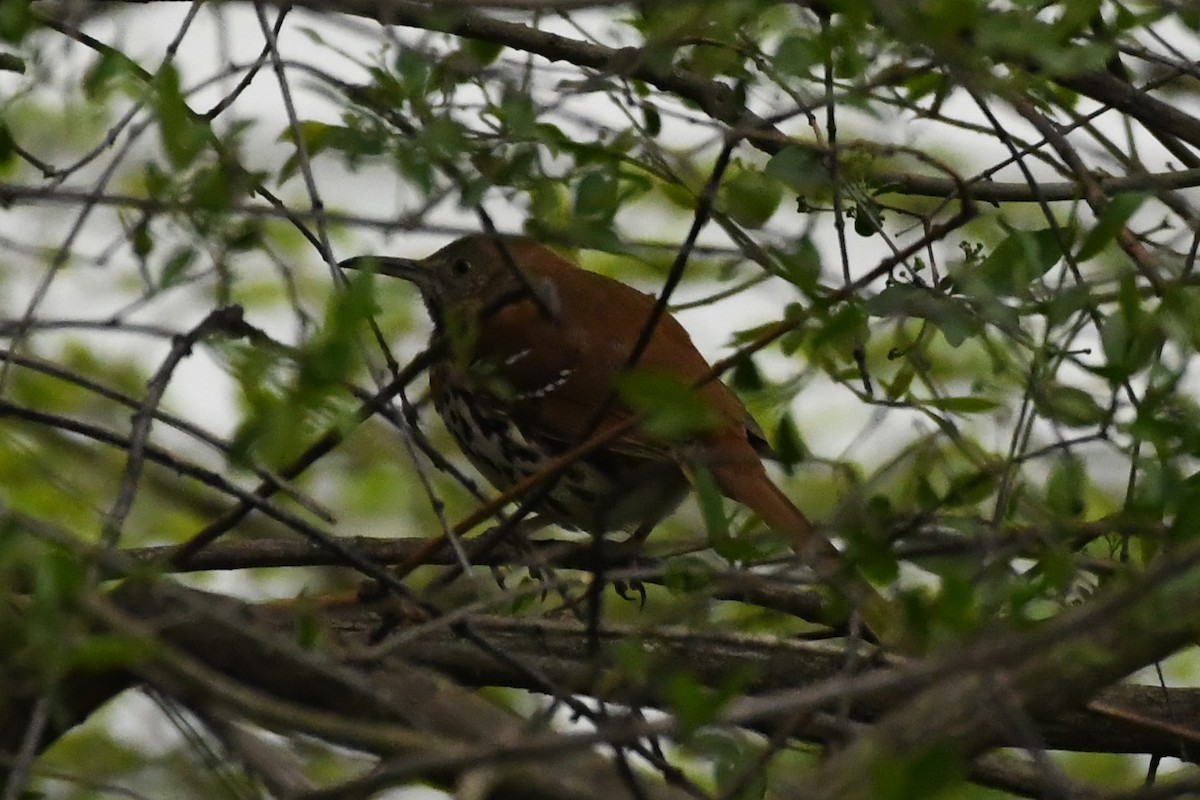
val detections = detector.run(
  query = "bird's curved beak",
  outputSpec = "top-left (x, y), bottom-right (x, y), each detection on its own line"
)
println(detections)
top-left (337, 255), bottom-right (427, 287)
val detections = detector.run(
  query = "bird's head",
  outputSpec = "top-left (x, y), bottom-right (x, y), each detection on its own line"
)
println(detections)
top-left (338, 234), bottom-right (559, 325)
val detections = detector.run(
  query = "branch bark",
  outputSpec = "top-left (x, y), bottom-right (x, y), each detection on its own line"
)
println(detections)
top-left (6, 575), bottom-right (1199, 784)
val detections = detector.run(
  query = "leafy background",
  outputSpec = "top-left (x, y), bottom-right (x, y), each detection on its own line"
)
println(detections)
top-left (2, 0), bottom-right (1200, 798)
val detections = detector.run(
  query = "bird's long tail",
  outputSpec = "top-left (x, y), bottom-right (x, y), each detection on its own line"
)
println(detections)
top-left (712, 459), bottom-right (904, 649)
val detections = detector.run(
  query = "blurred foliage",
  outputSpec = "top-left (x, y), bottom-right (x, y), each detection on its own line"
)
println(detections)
top-left (0, 0), bottom-right (1197, 797)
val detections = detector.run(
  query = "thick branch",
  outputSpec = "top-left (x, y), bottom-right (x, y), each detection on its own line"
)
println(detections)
top-left (6, 579), bottom-right (1199, 773)
top-left (326, 607), bottom-right (1200, 759)
top-left (791, 532), bottom-right (1200, 800)
top-left (3, 582), bottom-right (696, 800)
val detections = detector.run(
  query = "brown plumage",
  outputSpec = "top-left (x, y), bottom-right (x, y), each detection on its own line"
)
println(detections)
top-left (341, 234), bottom-right (898, 643)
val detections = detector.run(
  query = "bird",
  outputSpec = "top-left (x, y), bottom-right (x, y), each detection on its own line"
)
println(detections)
top-left (339, 234), bottom-right (899, 645)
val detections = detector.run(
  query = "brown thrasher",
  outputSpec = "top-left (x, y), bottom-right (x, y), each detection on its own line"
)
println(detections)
top-left (340, 234), bottom-right (898, 643)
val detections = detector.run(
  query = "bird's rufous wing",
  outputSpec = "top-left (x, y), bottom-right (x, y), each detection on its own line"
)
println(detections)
top-left (471, 265), bottom-right (755, 462)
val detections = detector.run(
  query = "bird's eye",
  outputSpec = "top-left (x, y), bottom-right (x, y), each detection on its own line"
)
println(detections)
top-left (452, 259), bottom-right (472, 275)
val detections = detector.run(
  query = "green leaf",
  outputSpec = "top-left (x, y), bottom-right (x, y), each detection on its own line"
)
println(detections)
top-left (462, 38), bottom-right (504, 66)
top-left (1053, 0), bottom-right (1103, 38)
top-left (694, 729), bottom-right (767, 800)
top-left (660, 179), bottom-right (696, 212)
top-left (904, 71), bottom-right (948, 102)
top-left (694, 467), bottom-right (741, 559)
top-left (278, 120), bottom-right (333, 183)
top-left (663, 671), bottom-right (723, 734)
top-left (494, 88), bottom-right (538, 139)
top-left (189, 161), bottom-right (239, 212)
top-left (1034, 382), bottom-right (1107, 428)
top-left (294, 595), bottom-right (323, 649)
top-left (1129, 457), bottom-right (1175, 520)
top-left (641, 103), bottom-right (661, 136)
top-left (922, 396), bottom-right (1000, 413)
top-left (0, 119), bottom-right (13, 171)
top-left (31, 547), bottom-right (85, 611)
top-left (67, 633), bottom-right (154, 671)
top-left (0, 0), bottom-right (33, 44)
top-left (297, 26), bottom-right (327, 45)
top-left (923, 570), bottom-right (981, 635)
top-left (773, 414), bottom-right (805, 470)
top-left (885, 362), bottom-right (915, 400)
top-left (609, 638), bottom-right (651, 682)
top-left (528, 180), bottom-right (569, 230)
top-left (1034, 545), bottom-right (1076, 593)
top-left (84, 49), bottom-right (138, 100)
top-left (871, 743), bottom-right (965, 800)
top-left (1158, 285), bottom-right (1200, 351)
top-left (730, 357), bottom-right (763, 391)
top-left (808, 301), bottom-right (868, 356)
top-left (225, 220), bottom-right (263, 252)
top-left (1046, 455), bottom-right (1086, 517)
top-left (1076, 192), bottom-right (1148, 261)
top-left (941, 469), bottom-right (998, 507)
top-left (773, 35), bottom-right (821, 77)
top-left (838, 495), bottom-right (900, 584)
top-left (573, 169), bottom-right (619, 222)
top-left (971, 227), bottom-right (1067, 297)
top-left (1130, 392), bottom-right (1200, 459)
top-left (853, 198), bottom-right (884, 236)
top-left (131, 218), bottom-right (153, 259)
top-left (391, 49), bottom-right (430, 101)
top-left (1170, 471), bottom-right (1200, 541)
top-left (865, 285), bottom-right (980, 346)
top-left (154, 65), bottom-right (207, 169)
top-left (142, 161), bottom-right (172, 199)
top-left (474, 144), bottom-right (538, 188)
top-left (764, 146), bottom-right (831, 197)
top-left (664, 667), bottom-right (753, 737)
top-left (159, 247), bottom-right (195, 288)
top-left (299, 270), bottom-right (375, 394)
top-left (1098, 304), bottom-right (1163, 383)
top-left (617, 370), bottom-right (721, 440)
top-left (774, 238), bottom-right (821, 294)
top-left (719, 163), bottom-right (781, 229)
top-left (681, 43), bottom-right (747, 81)
top-left (281, 121), bottom-right (388, 182)
top-left (663, 555), bottom-right (717, 594)
top-left (1039, 283), bottom-right (1093, 328)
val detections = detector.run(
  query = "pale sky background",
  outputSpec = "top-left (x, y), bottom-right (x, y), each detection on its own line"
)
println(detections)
top-left (6, 5), bottom-right (1200, 793)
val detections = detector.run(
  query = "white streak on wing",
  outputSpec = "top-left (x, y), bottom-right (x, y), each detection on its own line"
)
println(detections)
top-left (515, 368), bottom-right (574, 400)
top-left (504, 348), bottom-right (531, 366)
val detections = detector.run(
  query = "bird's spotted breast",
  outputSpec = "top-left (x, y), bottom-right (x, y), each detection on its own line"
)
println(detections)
top-left (429, 364), bottom-right (688, 532)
